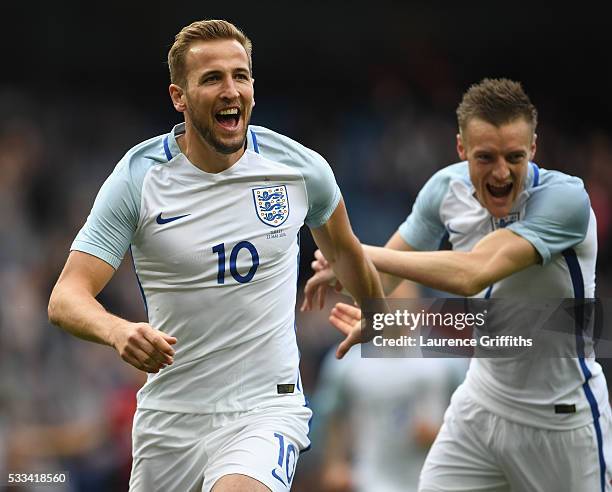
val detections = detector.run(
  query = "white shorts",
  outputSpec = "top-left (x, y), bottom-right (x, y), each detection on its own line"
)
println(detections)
top-left (129, 403), bottom-right (311, 492)
top-left (419, 386), bottom-right (612, 492)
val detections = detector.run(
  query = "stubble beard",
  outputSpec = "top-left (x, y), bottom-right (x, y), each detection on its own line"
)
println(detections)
top-left (188, 107), bottom-right (248, 155)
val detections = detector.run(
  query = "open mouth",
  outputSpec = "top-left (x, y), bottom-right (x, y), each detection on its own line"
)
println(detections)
top-left (486, 182), bottom-right (513, 198)
top-left (215, 107), bottom-right (241, 130)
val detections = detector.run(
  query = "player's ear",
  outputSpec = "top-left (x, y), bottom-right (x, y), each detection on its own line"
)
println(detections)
top-left (456, 133), bottom-right (467, 160)
top-left (169, 84), bottom-right (186, 113)
top-left (530, 133), bottom-right (537, 160)
top-left (251, 78), bottom-right (255, 108)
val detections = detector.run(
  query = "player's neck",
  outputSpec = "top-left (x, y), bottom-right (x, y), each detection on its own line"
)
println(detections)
top-left (177, 129), bottom-right (245, 174)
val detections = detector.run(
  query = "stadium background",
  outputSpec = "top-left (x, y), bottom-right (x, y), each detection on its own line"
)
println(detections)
top-left (1, 2), bottom-right (611, 490)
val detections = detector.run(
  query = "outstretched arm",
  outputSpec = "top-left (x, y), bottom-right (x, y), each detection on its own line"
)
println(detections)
top-left (48, 251), bottom-right (176, 373)
top-left (327, 228), bottom-right (540, 357)
top-left (369, 228), bottom-right (539, 297)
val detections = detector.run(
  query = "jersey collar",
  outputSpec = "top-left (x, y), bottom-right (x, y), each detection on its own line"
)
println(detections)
top-left (166, 123), bottom-right (257, 160)
top-left (164, 122), bottom-right (185, 160)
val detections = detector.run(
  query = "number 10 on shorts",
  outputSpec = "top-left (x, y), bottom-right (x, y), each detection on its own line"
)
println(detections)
top-left (271, 432), bottom-right (297, 487)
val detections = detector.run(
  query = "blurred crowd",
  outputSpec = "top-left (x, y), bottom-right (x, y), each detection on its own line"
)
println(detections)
top-left (1, 79), bottom-right (611, 491)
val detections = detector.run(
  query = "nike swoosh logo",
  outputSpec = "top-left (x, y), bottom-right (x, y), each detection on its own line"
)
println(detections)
top-left (156, 213), bottom-right (190, 225)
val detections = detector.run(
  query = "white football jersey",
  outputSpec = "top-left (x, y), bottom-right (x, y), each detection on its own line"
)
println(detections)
top-left (72, 123), bottom-right (341, 413)
top-left (399, 162), bottom-right (608, 430)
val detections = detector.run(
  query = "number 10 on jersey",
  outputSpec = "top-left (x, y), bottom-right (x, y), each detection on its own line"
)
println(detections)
top-left (212, 241), bottom-right (260, 284)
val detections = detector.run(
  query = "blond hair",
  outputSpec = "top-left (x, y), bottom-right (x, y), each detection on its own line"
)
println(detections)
top-left (457, 78), bottom-right (538, 134)
top-left (168, 19), bottom-right (252, 87)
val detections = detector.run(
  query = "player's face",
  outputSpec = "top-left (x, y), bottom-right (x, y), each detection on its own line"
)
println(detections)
top-left (458, 117), bottom-right (536, 218)
top-left (180, 39), bottom-right (254, 155)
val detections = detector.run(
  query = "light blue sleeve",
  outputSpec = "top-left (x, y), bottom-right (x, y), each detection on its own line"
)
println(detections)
top-left (398, 166), bottom-right (456, 251)
top-left (508, 174), bottom-right (590, 265)
top-left (71, 135), bottom-right (167, 268)
top-left (302, 151), bottom-right (341, 228)
top-left (251, 126), bottom-right (341, 228)
top-left (71, 159), bottom-right (140, 268)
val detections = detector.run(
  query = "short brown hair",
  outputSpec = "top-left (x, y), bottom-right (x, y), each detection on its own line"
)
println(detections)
top-left (168, 19), bottom-right (252, 87)
top-left (456, 78), bottom-right (538, 134)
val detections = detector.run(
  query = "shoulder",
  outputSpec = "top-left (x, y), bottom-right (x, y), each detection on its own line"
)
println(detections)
top-left (435, 161), bottom-right (470, 180)
top-left (416, 161), bottom-right (470, 207)
top-left (114, 133), bottom-right (170, 184)
top-left (531, 167), bottom-right (586, 193)
top-left (424, 161), bottom-right (470, 194)
top-left (399, 162), bottom-right (468, 249)
top-left (248, 126), bottom-right (340, 227)
top-left (507, 166), bottom-right (591, 264)
top-left (526, 167), bottom-right (590, 215)
top-left (248, 125), bottom-right (329, 170)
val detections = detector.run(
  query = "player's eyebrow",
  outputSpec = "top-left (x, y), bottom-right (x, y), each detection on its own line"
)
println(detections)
top-left (505, 150), bottom-right (527, 158)
top-left (234, 67), bottom-right (251, 76)
top-left (198, 69), bottom-right (221, 80)
top-left (198, 67), bottom-right (250, 80)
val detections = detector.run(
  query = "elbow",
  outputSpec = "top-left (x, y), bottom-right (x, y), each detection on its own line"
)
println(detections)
top-left (457, 272), bottom-right (488, 298)
top-left (456, 271), bottom-right (489, 297)
top-left (47, 288), bottom-right (62, 326)
top-left (452, 254), bottom-right (492, 297)
top-left (458, 283), bottom-right (482, 298)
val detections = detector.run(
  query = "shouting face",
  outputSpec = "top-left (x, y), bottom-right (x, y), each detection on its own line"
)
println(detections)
top-left (171, 38), bottom-right (255, 157)
top-left (457, 117), bottom-right (536, 218)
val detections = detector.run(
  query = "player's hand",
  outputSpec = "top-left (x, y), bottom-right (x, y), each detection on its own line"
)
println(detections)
top-left (300, 250), bottom-right (344, 311)
top-left (111, 322), bottom-right (177, 373)
top-left (329, 303), bottom-right (367, 359)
